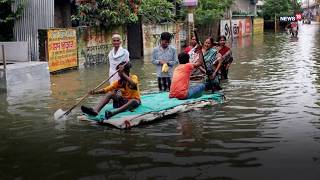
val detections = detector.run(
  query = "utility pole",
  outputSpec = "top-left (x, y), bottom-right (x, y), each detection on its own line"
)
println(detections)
top-left (183, 0), bottom-right (198, 45)
top-left (187, 7), bottom-right (195, 45)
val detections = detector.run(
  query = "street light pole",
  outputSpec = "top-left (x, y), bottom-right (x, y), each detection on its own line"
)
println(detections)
top-left (183, 0), bottom-right (198, 44)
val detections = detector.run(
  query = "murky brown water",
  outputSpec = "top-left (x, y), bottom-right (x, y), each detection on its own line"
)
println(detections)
top-left (1, 23), bottom-right (320, 180)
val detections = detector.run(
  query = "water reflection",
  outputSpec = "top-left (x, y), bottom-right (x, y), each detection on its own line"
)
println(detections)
top-left (2, 81), bottom-right (51, 116)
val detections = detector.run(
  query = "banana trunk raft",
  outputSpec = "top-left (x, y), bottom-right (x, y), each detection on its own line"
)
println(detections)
top-left (77, 92), bottom-right (225, 129)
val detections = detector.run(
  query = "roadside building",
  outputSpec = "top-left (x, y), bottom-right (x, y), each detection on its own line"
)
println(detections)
top-left (231, 0), bottom-right (258, 17)
top-left (220, 0), bottom-right (258, 39)
top-left (301, 0), bottom-right (320, 21)
top-left (12, 0), bottom-right (75, 61)
top-left (256, 0), bottom-right (264, 15)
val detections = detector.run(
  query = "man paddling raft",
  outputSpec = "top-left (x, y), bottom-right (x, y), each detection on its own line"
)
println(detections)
top-left (81, 62), bottom-right (141, 120)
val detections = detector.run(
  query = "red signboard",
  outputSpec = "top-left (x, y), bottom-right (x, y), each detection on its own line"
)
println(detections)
top-left (295, 13), bottom-right (302, 21)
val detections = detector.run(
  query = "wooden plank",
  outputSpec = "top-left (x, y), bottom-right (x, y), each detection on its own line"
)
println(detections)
top-left (78, 99), bottom-right (220, 129)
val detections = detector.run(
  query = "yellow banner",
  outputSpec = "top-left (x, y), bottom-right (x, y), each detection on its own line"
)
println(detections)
top-left (253, 18), bottom-right (264, 34)
top-left (47, 29), bottom-right (78, 72)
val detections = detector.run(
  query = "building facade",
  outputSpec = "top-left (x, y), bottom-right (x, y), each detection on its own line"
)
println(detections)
top-left (13, 0), bottom-right (55, 61)
top-left (301, 0), bottom-right (320, 20)
top-left (232, 0), bottom-right (258, 16)
top-left (220, 0), bottom-right (258, 39)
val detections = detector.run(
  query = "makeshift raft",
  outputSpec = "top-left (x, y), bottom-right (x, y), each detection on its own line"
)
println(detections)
top-left (78, 92), bottom-right (225, 129)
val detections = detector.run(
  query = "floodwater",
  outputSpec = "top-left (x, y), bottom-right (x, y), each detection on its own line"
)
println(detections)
top-left (1, 23), bottom-right (320, 180)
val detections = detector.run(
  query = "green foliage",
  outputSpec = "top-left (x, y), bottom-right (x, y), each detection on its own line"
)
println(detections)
top-left (0, 0), bottom-right (24, 41)
top-left (0, 0), bottom-right (24, 24)
top-left (195, 0), bottom-right (233, 25)
top-left (138, 0), bottom-right (175, 24)
top-left (72, 0), bottom-right (178, 26)
top-left (292, 0), bottom-right (303, 13)
top-left (262, 0), bottom-right (294, 20)
top-left (72, 0), bottom-right (140, 27)
top-left (72, 0), bottom-right (235, 26)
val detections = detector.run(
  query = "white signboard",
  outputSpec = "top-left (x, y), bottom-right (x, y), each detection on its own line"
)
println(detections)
top-left (220, 20), bottom-right (232, 39)
top-left (220, 18), bottom-right (252, 39)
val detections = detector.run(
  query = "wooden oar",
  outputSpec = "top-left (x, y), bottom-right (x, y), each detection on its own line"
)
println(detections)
top-left (54, 68), bottom-right (120, 120)
top-left (193, 29), bottom-right (214, 93)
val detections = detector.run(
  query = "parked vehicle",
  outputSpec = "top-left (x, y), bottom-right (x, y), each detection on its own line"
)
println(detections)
top-left (303, 18), bottom-right (311, 24)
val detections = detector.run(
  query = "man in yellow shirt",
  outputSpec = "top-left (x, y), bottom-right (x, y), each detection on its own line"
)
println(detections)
top-left (81, 62), bottom-right (141, 120)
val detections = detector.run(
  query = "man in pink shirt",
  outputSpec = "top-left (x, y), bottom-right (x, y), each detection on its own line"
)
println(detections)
top-left (169, 50), bottom-right (205, 100)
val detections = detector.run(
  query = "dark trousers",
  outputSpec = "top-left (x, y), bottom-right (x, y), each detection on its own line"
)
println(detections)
top-left (158, 77), bottom-right (171, 91)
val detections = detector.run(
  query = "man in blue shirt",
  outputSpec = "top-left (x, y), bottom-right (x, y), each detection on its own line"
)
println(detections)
top-left (151, 32), bottom-right (178, 91)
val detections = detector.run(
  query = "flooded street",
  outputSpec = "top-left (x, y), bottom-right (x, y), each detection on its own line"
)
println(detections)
top-left (1, 23), bottom-right (320, 180)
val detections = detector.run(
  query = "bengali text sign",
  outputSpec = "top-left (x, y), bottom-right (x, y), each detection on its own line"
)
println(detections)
top-left (47, 29), bottom-right (78, 72)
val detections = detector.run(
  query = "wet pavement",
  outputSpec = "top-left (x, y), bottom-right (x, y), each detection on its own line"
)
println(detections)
top-left (0, 22), bottom-right (320, 180)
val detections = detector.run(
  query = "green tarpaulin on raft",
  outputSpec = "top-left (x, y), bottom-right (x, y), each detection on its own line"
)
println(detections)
top-left (85, 92), bottom-right (224, 122)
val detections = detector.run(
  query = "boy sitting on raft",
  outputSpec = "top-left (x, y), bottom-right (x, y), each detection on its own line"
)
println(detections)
top-left (169, 50), bottom-right (206, 100)
top-left (81, 61), bottom-right (141, 120)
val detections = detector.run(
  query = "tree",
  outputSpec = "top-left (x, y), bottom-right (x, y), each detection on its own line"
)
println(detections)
top-left (72, 0), bottom-right (177, 27)
top-left (262, 0), bottom-right (294, 20)
top-left (0, 0), bottom-right (24, 41)
top-left (72, 0), bottom-right (141, 27)
top-left (194, 0), bottom-right (233, 25)
top-left (138, 0), bottom-right (175, 24)
top-left (292, 0), bottom-right (303, 13)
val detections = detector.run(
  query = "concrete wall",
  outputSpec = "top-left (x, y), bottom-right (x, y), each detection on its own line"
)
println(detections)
top-left (77, 26), bottom-right (127, 67)
top-left (196, 20), bottom-right (220, 42)
top-left (0, 62), bottom-right (50, 91)
top-left (0, 42), bottom-right (29, 62)
top-left (4, 62), bottom-right (51, 108)
top-left (142, 23), bottom-right (183, 56)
